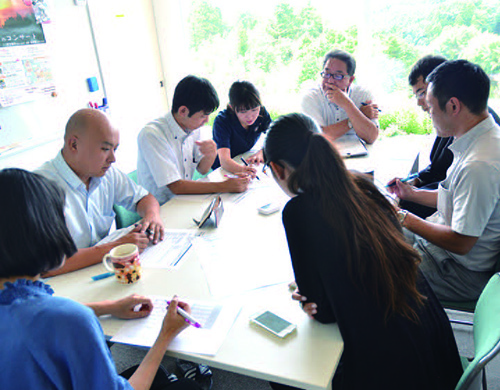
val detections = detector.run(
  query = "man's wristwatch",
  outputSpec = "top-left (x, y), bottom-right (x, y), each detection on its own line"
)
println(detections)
top-left (397, 209), bottom-right (409, 226)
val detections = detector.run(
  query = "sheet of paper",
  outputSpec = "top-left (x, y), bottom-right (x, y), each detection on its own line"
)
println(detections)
top-left (140, 230), bottom-right (198, 269)
top-left (196, 232), bottom-right (294, 297)
top-left (111, 296), bottom-right (241, 356)
top-left (96, 225), bottom-right (136, 246)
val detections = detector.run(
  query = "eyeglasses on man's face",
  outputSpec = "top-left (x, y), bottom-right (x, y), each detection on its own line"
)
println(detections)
top-left (414, 89), bottom-right (426, 100)
top-left (320, 71), bottom-right (350, 81)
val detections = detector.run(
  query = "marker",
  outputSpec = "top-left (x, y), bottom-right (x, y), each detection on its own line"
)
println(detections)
top-left (240, 157), bottom-right (260, 180)
top-left (361, 102), bottom-right (382, 112)
top-left (224, 174), bottom-right (239, 179)
top-left (166, 300), bottom-right (202, 328)
top-left (386, 173), bottom-right (419, 187)
top-left (91, 271), bottom-right (114, 281)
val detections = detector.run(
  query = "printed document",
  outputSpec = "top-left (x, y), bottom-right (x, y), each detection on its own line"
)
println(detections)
top-left (111, 296), bottom-right (241, 356)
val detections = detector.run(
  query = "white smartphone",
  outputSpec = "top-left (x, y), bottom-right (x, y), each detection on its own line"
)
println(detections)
top-left (250, 310), bottom-right (296, 338)
top-left (257, 202), bottom-right (280, 215)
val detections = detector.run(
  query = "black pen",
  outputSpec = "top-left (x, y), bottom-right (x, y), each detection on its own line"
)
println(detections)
top-left (361, 102), bottom-right (382, 112)
top-left (240, 157), bottom-right (260, 180)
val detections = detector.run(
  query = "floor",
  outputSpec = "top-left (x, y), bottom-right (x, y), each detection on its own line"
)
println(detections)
top-left (109, 134), bottom-right (500, 389)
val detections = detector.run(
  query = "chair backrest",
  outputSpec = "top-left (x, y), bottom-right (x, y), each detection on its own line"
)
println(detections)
top-left (455, 272), bottom-right (500, 390)
top-left (113, 171), bottom-right (141, 229)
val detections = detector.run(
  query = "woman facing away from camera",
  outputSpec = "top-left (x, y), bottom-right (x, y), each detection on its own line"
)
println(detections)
top-left (0, 168), bottom-right (202, 390)
top-left (212, 80), bottom-right (272, 177)
top-left (264, 113), bottom-right (463, 390)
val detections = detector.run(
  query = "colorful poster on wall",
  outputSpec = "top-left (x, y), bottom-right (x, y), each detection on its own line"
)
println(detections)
top-left (0, 1), bottom-right (53, 107)
top-left (0, 0), bottom-right (47, 47)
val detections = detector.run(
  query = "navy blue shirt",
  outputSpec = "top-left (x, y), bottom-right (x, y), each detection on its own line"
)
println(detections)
top-left (212, 107), bottom-right (272, 169)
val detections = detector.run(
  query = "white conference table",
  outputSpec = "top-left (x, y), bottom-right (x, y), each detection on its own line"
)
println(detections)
top-left (48, 167), bottom-right (345, 390)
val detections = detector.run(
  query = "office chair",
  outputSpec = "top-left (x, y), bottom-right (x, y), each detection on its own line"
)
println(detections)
top-left (455, 272), bottom-right (500, 390)
top-left (113, 171), bottom-right (141, 229)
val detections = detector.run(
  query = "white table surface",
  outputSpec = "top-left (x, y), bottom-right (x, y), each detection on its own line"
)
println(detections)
top-left (47, 169), bottom-right (344, 390)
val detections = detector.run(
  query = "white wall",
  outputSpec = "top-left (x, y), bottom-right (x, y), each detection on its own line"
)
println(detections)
top-left (0, 0), bottom-right (103, 170)
top-left (0, 0), bottom-right (168, 174)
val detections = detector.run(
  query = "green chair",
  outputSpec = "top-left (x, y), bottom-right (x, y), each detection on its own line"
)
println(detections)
top-left (455, 272), bottom-right (500, 390)
top-left (113, 171), bottom-right (142, 229)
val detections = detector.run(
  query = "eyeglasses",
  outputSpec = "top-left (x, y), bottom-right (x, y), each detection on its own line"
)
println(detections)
top-left (320, 71), bottom-right (350, 81)
top-left (414, 89), bottom-right (426, 100)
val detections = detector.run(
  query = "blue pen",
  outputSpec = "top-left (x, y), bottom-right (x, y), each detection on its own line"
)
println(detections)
top-left (91, 271), bottom-right (114, 281)
top-left (386, 173), bottom-right (419, 187)
top-left (240, 157), bottom-right (260, 180)
top-left (361, 102), bottom-right (382, 112)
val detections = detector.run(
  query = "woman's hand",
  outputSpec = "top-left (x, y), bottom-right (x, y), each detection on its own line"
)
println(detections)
top-left (160, 295), bottom-right (191, 338)
top-left (88, 294), bottom-right (153, 319)
top-left (245, 150), bottom-right (264, 165)
top-left (291, 288), bottom-right (317, 318)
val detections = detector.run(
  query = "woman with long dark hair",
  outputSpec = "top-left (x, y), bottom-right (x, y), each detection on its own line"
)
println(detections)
top-left (264, 113), bottom-right (463, 390)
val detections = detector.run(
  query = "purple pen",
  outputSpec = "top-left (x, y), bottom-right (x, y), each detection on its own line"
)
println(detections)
top-left (166, 300), bottom-right (202, 328)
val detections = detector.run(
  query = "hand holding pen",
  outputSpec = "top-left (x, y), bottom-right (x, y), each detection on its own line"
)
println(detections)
top-left (166, 298), bottom-right (202, 328)
top-left (386, 173), bottom-right (419, 188)
top-left (240, 157), bottom-right (260, 180)
top-left (360, 101), bottom-right (381, 119)
top-left (160, 296), bottom-right (199, 337)
top-left (385, 173), bottom-right (419, 200)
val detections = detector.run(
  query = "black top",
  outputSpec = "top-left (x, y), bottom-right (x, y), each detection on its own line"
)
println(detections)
top-left (212, 107), bottom-right (272, 169)
top-left (282, 193), bottom-right (463, 390)
top-left (418, 106), bottom-right (500, 186)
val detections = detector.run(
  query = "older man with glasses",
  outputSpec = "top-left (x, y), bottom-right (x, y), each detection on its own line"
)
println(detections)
top-left (300, 49), bottom-right (380, 144)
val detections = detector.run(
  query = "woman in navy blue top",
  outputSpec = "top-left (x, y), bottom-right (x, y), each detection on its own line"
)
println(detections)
top-left (212, 81), bottom-right (272, 176)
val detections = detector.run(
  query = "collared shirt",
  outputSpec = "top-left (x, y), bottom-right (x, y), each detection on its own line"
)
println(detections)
top-left (212, 107), bottom-right (272, 169)
top-left (300, 83), bottom-right (379, 138)
top-left (0, 279), bottom-right (133, 389)
top-left (137, 112), bottom-right (203, 205)
top-left (36, 151), bottom-right (148, 249)
top-left (420, 116), bottom-right (500, 272)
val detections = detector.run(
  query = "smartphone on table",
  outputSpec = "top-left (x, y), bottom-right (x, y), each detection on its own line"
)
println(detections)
top-left (250, 310), bottom-right (296, 338)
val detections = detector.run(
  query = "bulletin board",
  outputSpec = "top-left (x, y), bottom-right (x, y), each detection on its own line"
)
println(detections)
top-left (0, 0), bottom-right (104, 160)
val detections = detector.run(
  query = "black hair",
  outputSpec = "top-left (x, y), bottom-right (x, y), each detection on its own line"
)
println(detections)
top-left (264, 113), bottom-right (424, 322)
top-left (323, 49), bottom-right (356, 76)
top-left (408, 55), bottom-right (447, 86)
top-left (0, 169), bottom-right (77, 278)
top-left (171, 75), bottom-right (220, 117)
top-left (426, 59), bottom-right (489, 115)
top-left (228, 81), bottom-right (262, 113)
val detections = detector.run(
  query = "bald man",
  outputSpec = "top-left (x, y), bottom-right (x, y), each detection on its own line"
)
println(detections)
top-left (36, 109), bottom-right (164, 276)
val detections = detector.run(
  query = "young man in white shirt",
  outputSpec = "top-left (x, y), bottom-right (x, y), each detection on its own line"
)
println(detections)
top-left (138, 75), bottom-right (250, 205)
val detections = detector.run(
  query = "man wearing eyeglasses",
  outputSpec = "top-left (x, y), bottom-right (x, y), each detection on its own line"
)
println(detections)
top-left (388, 55), bottom-right (500, 219)
top-left (390, 60), bottom-right (500, 302)
top-left (301, 49), bottom-right (380, 144)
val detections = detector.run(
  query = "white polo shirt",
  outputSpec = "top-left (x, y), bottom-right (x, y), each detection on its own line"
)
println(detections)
top-left (420, 116), bottom-right (500, 272)
top-left (301, 83), bottom-right (379, 138)
top-left (137, 112), bottom-right (203, 205)
top-left (36, 152), bottom-right (148, 249)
